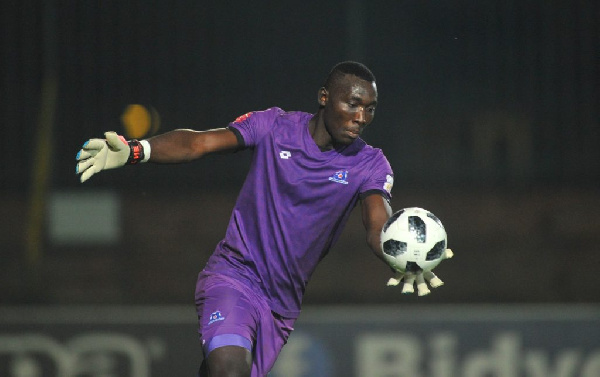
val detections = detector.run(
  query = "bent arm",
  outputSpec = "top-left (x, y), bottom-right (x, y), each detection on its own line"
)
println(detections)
top-left (145, 128), bottom-right (241, 163)
top-left (360, 193), bottom-right (393, 262)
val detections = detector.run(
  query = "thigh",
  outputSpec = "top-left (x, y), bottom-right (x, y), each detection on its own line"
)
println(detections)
top-left (206, 345), bottom-right (252, 377)
top-left (195, 273), bottom-right (296, 376)
top-left (251, 312), bottom-right (296, 376)
top-left (195, 273), bottom-right (259, 353)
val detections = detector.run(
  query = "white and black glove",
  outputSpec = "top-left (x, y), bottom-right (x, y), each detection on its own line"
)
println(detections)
top-left (76, 131), bottom-right (149, 183)
top-left (387, 248), bottom-right (454, 296)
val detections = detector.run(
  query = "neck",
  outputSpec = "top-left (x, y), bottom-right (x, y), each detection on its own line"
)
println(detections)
top-left (308, 112), bottom-right (333, 151)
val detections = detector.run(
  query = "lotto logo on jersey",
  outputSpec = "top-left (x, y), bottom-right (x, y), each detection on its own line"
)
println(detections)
top-left (233, 112), bottom-right (253, 123)
top-left (329, 170), bottom-right (349, 185)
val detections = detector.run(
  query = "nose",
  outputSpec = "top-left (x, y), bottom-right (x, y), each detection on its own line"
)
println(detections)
top-left (354, 107), bottom-right (367, 125)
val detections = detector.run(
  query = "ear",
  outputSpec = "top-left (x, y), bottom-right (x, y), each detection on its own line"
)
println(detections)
top-left (318, 87), bottom-right (328, 106)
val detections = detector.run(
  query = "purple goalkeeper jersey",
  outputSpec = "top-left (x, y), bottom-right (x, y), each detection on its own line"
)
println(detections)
top-left (202, 107), bottom-right (394, 318)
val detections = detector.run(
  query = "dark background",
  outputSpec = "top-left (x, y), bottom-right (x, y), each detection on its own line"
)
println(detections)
top-left (2, 0), bottom-right (599, 305)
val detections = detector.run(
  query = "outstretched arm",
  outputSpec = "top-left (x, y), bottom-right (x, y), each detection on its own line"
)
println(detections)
top-left (76, 128), bottom-right (241, 182)
top-left (360, 193), bottom-right (393, 262)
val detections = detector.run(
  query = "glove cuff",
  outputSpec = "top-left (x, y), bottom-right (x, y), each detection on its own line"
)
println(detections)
top-left (126, 139), bottom-right (145, 165)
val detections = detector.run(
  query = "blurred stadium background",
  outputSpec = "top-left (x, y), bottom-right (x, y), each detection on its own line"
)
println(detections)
top-left (1, 1), bottom-right (599, 376)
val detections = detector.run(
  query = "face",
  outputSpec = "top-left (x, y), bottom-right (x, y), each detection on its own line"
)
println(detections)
top-left (319, 74), bottom-right (378, 146)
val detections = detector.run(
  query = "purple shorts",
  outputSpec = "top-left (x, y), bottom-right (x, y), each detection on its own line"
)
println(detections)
top-left (195, 271), bottom-right (295, 376)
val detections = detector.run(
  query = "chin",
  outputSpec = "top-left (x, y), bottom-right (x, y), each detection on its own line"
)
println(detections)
top-left (334, 138), bottom-right (355, 147)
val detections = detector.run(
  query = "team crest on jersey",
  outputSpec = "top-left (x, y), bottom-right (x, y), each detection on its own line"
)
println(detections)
top-left (208, 310), bottom-right (225, 325)
top-left (329, 170), bottom-right (349, 185)
top-left (233, 112), bottom-right (253, 123)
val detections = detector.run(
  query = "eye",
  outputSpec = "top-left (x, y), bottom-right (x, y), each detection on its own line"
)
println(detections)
top-left (367, 106), bottom-right (376, 114)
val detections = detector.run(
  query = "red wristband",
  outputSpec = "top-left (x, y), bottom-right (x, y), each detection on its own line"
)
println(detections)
top-left (126, 139), bottom-right (145, 165)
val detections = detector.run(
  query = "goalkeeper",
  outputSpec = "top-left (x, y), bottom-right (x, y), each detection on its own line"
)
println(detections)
top-left (76, 61), bottom-right (450, 377)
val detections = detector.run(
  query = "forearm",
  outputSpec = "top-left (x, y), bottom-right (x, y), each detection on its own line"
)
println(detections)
top-left (144, 130), bottom-right (199, 163)
top-left (145, 128), bottom-right (239, 163)
top-left (361, 193), bottom-right (393, 264)
top-left (367, 230), bottom-right (387, 263)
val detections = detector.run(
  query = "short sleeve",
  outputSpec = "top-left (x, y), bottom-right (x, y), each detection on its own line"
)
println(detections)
top-left (359, 150), bottom-right (394, 201)
top-left (227, 107), bottom-right (284, 148)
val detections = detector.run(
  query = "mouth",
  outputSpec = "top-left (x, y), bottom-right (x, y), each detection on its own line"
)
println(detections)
top-left (346, 129), bottom-right (360, 139)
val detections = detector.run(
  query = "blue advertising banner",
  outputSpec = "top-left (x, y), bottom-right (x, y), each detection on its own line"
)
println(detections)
top-left (272, 305), bottom-right (600, 377)
top-left (1, 305), bottom-right (598, 377)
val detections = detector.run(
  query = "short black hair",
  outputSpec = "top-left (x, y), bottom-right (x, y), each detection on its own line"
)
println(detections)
top-left (323, 61), bottom-right (376, 90)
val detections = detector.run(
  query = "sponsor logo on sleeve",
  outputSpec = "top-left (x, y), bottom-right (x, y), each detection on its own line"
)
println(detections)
top-left (233, 112), bottom-right (253, 123)
top-left (383, 174), bottom-right (394, 193)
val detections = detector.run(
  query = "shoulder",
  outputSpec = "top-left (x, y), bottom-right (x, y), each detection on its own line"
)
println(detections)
top-left (274, 109), bottom-right (313, 126)
top-left (232, 107), bottom-right (285, 124)
top-left (230, 107), bottom-right (311, 127)
top-left (228, 107), bottom-right (311, 147)
top-left (352, 139), bottom-right (390, 164)
top-left (353, 142), bottom-right (394, 198)
top-left (352, 141), bottom-right (394, 180)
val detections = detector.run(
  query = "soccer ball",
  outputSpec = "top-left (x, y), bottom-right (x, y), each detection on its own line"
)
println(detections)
top-left (380, 207), bottom-right (447, 274)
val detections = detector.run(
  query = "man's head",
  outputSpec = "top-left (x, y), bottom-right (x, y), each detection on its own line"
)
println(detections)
top-left (323, 61), bottom-right (376, 92)
top-left (317, 61), bottom-right (378, 147)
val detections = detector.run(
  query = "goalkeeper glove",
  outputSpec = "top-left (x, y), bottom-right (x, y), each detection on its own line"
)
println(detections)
top-left (387, 248), bottom-right (454, 296)
top-left (76, 131), bottom-right (148, 183)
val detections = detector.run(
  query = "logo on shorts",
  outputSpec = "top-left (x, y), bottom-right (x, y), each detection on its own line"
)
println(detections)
top-left (208, 310), bottom-right (225, 325)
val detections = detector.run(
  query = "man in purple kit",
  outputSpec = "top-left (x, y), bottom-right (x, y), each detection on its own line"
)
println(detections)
top-left (76, 62), bottom-right (440, 376)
